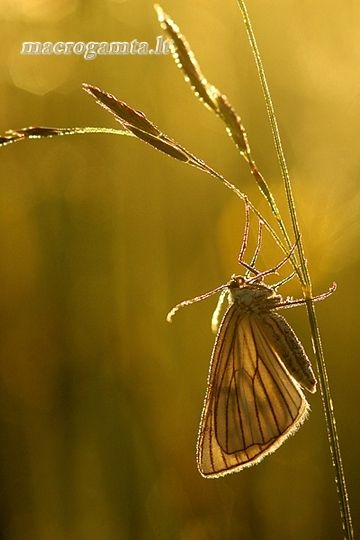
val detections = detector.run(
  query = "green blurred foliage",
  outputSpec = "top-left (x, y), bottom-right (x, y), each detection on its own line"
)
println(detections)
top-left (0, 1), bottom-right (359, 539)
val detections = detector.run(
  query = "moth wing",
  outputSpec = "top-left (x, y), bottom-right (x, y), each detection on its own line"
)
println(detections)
top-left (262, 312), bottom-right (317, 393)
top-left (197, 305), bottom-right (309, 478)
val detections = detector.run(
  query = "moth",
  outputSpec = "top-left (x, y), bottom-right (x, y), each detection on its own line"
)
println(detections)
top-left (167, 225), bottom-right (335, 477)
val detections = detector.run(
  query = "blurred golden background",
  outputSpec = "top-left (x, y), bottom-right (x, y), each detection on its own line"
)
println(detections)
top-left (0, 1), bottom-right (359, 539)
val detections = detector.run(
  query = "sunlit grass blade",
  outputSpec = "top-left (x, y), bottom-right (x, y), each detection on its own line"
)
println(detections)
top-left (155, 4), bottom-right (249, 155)
top-left (0, 81), bottom-right (287, 256)
top-left (83, 83), bottom-right (216, 173)
top-left (155, 4), bottom-right (299, 276)
top-left (82, 83), bottom-right (289, 254)
top-left (0, 125), bottom-right (132, 148)
top-left (155, 4), bottom-right (269, 197)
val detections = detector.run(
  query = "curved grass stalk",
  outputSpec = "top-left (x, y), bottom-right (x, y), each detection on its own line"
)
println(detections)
top-left (82, 83), bottom-right (288, 257)
top-left (0, 126), bottom-right (132, 147)
top-left (236, 2), bottom-right (353, 538)
top-left (155, 4), bottom-right (302, 277)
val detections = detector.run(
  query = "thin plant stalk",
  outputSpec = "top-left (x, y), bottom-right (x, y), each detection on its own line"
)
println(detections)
top-left (155, 4), bottom-right (302, 277)
top-left (237, 2), bottom-right (353, 538)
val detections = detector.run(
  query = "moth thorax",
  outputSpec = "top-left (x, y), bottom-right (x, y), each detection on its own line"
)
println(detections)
top-left (230, 283), bottom-right (282, 312)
